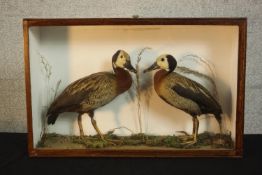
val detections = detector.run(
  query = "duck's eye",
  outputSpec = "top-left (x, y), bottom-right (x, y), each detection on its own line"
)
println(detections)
top-left (161, 58), bottom-right (165, 61)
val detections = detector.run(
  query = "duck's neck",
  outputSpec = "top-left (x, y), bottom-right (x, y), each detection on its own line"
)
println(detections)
top-left (154, 70), bottom-right (169, 90)
top-left (154, 70), bottom-right (169, 82)
top-left (114, 67), bottom-right (132, 94)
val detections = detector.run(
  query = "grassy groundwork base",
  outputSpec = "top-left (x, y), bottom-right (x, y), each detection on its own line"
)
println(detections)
top-left (37, 132), bottom-right (234, 149)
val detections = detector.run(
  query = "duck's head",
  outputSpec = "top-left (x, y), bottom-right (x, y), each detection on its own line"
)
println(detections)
top-left (112, 50), bottom-right (137, 73)
top-left (144, 54), bottom-right (177, 73)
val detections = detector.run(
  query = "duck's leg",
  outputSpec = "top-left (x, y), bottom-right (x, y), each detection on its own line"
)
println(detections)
top-left (192, 117), bottom-right (199, 143)
top-left (88, 111), bottom-right (105, 140)
top-left (178, 117), bottom-right (199, 145)
top-left (77, 113), bottom-right (84, 137)
top-left (88, 111), bottom-right (120, 145)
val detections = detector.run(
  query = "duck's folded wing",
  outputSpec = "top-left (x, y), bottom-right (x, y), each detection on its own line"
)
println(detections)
top-left (47, 72), bottom-right (116, 114)
top-left (171, 76), bottom-right (222, 114)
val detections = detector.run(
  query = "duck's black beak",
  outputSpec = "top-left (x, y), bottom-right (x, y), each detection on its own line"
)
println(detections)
top-left (143, 62), bottom-right (159, 73)
top-left (125, 60), bottom-right (137, 74)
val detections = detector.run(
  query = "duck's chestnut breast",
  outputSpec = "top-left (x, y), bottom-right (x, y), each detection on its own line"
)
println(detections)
top-left (115, 68), bottom-right (133, 94)
top-left (154, 70), bottom-right (168, 93)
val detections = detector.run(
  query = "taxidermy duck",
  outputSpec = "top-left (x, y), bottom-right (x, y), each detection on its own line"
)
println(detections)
top-left (46, 50), bottom-right (136, 141)
top-left (144, 54), bottom-right (222, 144)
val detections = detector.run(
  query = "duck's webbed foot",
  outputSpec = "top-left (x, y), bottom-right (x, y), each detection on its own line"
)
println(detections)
top-left (104, 138), bottom-right (123, 145)
top-left (89, 116), bottom-right (119, 146)
top-left (100, 136), bottom-right (124, 146)
top-left (176, 131), bottom-right (197, 145)
top-left (180, 137), bottom-right (197, 146)
top-left (176, 116), bottom-right (199, 146)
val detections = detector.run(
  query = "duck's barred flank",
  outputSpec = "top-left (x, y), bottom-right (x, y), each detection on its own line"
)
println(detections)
top-left (47, 72), bottom-right (118, 117)
top-left (157, 71), bottom-right (222, 117)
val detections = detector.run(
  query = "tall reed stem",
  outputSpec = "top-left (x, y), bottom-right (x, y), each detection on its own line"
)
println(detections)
top-left (135, 47), bottom-right (150, 133)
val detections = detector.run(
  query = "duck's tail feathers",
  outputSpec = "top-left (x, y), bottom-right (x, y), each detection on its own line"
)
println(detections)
top-left (215, 113), bottom-right (223, 133)
top-left (215, 113), bottom-right (233, 135)
top-left (47, 113), bottom-right (58, 125)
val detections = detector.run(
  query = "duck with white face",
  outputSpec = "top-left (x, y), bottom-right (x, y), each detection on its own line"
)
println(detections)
top-left (144, 54), bottom-right (222, 145)
top-left (46, 50), bottom-right (136, 142)
top-left (112, 50), bottom-right (136, 73)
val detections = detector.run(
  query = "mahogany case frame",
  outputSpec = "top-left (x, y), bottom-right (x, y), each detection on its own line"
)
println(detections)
top-left (23, 18), bottom-right (247, 157)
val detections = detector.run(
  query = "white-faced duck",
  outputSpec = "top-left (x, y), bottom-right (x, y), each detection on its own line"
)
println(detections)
top-left (46, 50), bottom-right (136, 142)
top-left (144, 54), bottom-right (222, 145)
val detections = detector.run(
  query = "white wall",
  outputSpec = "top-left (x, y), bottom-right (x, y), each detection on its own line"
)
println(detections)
top-left (29, 27), bottom-right (42, 146)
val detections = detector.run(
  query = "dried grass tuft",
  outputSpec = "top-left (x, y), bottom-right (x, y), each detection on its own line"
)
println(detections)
top-left (177, 54), bottom-right (219, 99)
top-left (38, 52), bottom-right (62, 139)
top-left (134, 47), bottom-right (151, 133)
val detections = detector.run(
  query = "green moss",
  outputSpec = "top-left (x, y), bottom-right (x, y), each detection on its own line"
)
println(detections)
top-left (37, 132), bottom-right (234, 149)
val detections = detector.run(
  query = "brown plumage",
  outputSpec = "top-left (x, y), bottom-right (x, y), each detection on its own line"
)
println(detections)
top-left (46, 50), bottom-right (136, 140)
top-left (144, 54), bottom-right (222, 144)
